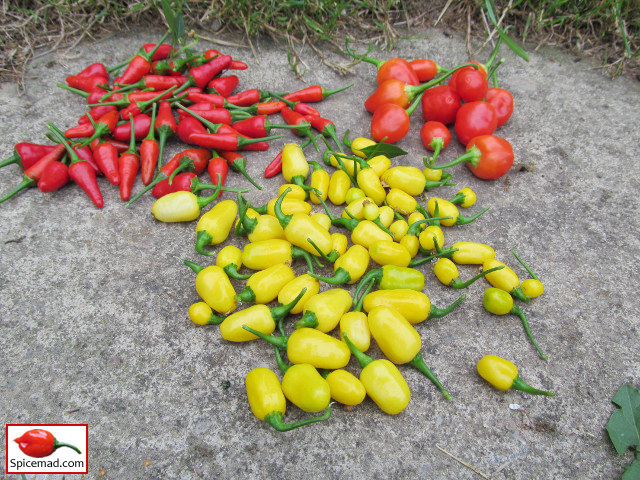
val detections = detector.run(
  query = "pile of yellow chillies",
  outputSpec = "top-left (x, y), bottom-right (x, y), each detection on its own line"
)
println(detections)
top-left (167, 135), bottom-right (553, 432)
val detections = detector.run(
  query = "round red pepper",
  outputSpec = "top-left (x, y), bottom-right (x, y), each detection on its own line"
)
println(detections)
top-left (420, 121), bottom-right (451, 161)
top-left (409, 58), bottom-right (442, 82)
top-left (485, 87), bottom-right (514, 127)
top-left (370, 103), bottom-right (410, 143)
top-left (421, 85), bottom-right (461, 125)
top-left (454, 101), bottom-right (498, 145)
top-left (434, 134), bottom-right (514, 180)
top-left (453, 68), bottom-right (489, 102)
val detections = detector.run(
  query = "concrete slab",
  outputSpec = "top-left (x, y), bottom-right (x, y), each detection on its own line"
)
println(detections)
top-left (1, 25), bottom-right (639, 479)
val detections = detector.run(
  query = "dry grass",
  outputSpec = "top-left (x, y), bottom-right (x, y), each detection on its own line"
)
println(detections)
top-left (0, 0), bottom-right (638, 86)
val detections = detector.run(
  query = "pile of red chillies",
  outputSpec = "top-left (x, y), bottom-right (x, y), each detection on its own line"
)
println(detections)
top-left (0, 31), bottom-right (352, 208)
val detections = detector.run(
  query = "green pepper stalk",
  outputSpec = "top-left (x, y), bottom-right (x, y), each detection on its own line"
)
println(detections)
top-left (352, 276), bottom-right (377, 312)
top-left (512, 249), bottom-right (545, 299)
top-left (483, 287), bottom-right (548, 360)
top-left (354, 265), bottom-right (425, 301)
top-left (434, 258), bottom-right (505, 289)
top-left (307, 244), bottom-right (370, 287)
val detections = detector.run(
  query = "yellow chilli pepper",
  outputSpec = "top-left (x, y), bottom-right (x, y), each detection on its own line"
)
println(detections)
top-left (194, 199), bottom-right (237, 256)
top-left (342, 332), bottom-right (411, 415)
top-left (296, 288), bottom-right (353, 332)
top-left (278, 274), bottom-right (320, 315)
top-left (483, 259), bottom-right (530, 302)
top-left (176, 257), bottom-right (237, 314)
top-left (245, 367), bottom-right (332, 432)
top-left (385, 188), bottom-right (418, 215)
top-left (325, 369), bottom-right (367, 406)
top-left (381, 166), bottom-right (426, 196)
top-left (241, 239), bottom-right (315, 272)
top-left (339, 311), bottom-right (370, 352)
top-left (277, 183), bottom-right (307, 200)
top-left (512, 249), bottom-right (545, 298)
top-left (266, 196), bottom-right (312, 217)
top-left (275, 347), bottom-right (332, 413)
top-left (243, 326), bottom-right (351, 369)
top-left (351, 220), bottom-right (393, 249)
top-left (311, 212), bottom-right (332, 231)
top-left (354, 265), bottom-right (425, 301)
top-left (434, 257), bottom-right (503, 289)
top-left (449, 187), bottom-right (477, 208)
top-left (477, 355), bottom-right (555, 396)
top-left (342, 196), bottom-right (375, 220)
top-left (449, 241), bottom-right (495, 265)
top-left (237, 193), bottom-right (286, 242)
top-left (426, 197), bottom-right (490, 227)
top-left (377, 205), bottom-right (395, 227)
top-left (368, 240), bottom-right (411, 267)
top-left (389, 219), bottom-right (409, 241)
top-left (327, 151), bottom-right (356, 176)
top-left (309, 244), bottom-right (369, 285)
top-left (235, 263), bottom-right (295, 304)
top-left (367, 154), bottom-right (391, 177)
top-left (355, 158), bottom-right (386, 206)
top-left (328, 169), bottom-right (351, 205)
top-left (281, 142), bottom-right (310, 188)
top-left (220, 288), bottom-right (306, 342)
top-left (152, 185), bottom-right (247, 223)
top-left (483, 287), bottom-right (548, 360)
top-left (330, 232), bottom-right (349, 258)
top-left (188, 301), bottom-right (224, 326)
top-left (362, 289), bottom-right (465, 325)
top-left (216, 245), bottom-right (251, 280)
top-left (309, 161), bottom-right (330, 204)
top-left (349, 136), bottom-right (376, 158)
top-left (368, 306), bottom-right (451, 399)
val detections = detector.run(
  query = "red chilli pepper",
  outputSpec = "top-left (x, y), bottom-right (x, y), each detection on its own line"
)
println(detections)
top-left (112, 113), bottom-right (151, 142)
top-left (78, 105), bottom-right (118, 125)
top-left (49, 124), bottom-right (104, 207)
top-left (177, 116), bottom-right (208, 144)
top-left (369, 89), bottom-right (423, 144)
top-left (208, 75), bottom-right (239, 97)
top-left (409, 58), bottom-right (443, 82)
top-left (188, 131), bottom-right (282, 151)
top-left (65, 109), bottom-right (119, 142)
top-left (118, 116), bottom-right (140, 201)
top-left (174, 55), bottom-right (233, 93)
top-left (65, 75), bottom-right (109, 93)
top-left (72, 143), bottom-right (102, 176)
top-left (152, 172), bottom-right (197, 198)
top-left (76, 62), bottom-right (109, 78)
top-left (114, 32), bottom-right (171, 86)
top-left (155, 100), bottom-right (177, 167)
top-left (283, 84), bottom-right (353, 103)
top-left (264, 150), bottom-right (283, 178)
top-left (140, 103), bottom-right (159, 185)
top-left (92, 140), bottom-right (120, 185)
top-left (226, 89), bottom-right (265, 107)
top-left (420, 121), bottom-right (451, 163)
top-left (0, 144), bottom-right (66, 203)
top-left (14, 429), bottom-right (81, 458)
top-left (141, 43), bottom-right (175, 61)
top-left (231, 115), bottom-right (300, 138)
top-left (434, 134), bottom-right (514, 180)
top-left (37, 159), bottom-right (69, 193)
top-left (0, 143), bottom-right (59, 170)
top-left (207, 154), bottom-right (229, 199)
top-left (453, 68), bottom-right (489, 103)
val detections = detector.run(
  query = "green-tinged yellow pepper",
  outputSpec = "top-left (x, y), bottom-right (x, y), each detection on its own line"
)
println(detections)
top-left (339, 311), bottom-right (370, 352)
top-left (188, 301), bottom-right (224, 326)
top-left (216, 245), bottom-right (251, 280)
top-left (385, 188), bottom-right (419, 215)
top-left (367, 154), bottom-right (391, 177)
top-left (296, 288), bottom-right (353, 332)
top-left (276, 350), bottom-right (332, 413)
top-left (246, 367), bottom-right (332, 431)
top-left (435, 258), bottom-right (504, 289)
top-left (152, 185), bottom-right (248, 223)
top-left (477, 355), bottom-right (555, 396)
top-left (426, 197), bottom-right (490, 227)
top-left (449, 187), bottom-right (477, 208)
top-left (235, 263), bottom-right (295, 304)
top-left (311, 212), bottom-right (332, 231)
top-left (342, 196), bottom-right (377, 220)
top-left (354, 265), bottom-right (424, 301)
top-left (176, 257), bottom-right (237, 314)
top-left (342, 332), bottom-right (410, 415)
top-left (309, 161), bottom-right (330, 204)
top-left (325, 369), bottom-right (367, 406)
top-left (389, 219), bottom-right (409, 241)
top-left (281, 142), bottom-right (310, 188)
top-left (221, 288), bottom-right (306, 342)
top-left (345, 187), bottom-right (366, 205)
top-left (234, 205), bottom-right (259, 236)
top-left (512, 249), bottom-right (545, 298)
top-left (274, 188), bottom-right (333, 258)
top-left (241, 239), bottom-right (316, 272)
top-left (328, 169), bottom-right (351, 205)
top-left (368, 240), bottom-right (411, 267)
top-left (361, 201), bottom-right (379, 222)
top-left (423, 166), bottom-right (444, 181)
top-left (483, 287), bottom-right (547, 360)
top-left (362, 289), bottom-right (465, 324)
top-left (483, 259), bottom-right (529, 302)
top-left (309, 244), bottom-right (369, 285)
top-left (421, 165), bottom-right (456, 190)
top-left (381, 166), bottom-right (426, 196)
top-left (278, 274), bottom-right (320, 315)
top-left (194, 199), bottom-right (237, 256)
top-left (368, 306), bottom-right (451, 399)
top-left (243, 326), bottom-right (351, 369)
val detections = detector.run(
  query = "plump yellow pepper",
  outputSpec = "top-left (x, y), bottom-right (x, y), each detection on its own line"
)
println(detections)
top-left (339, 311), bottom-right (370, 352)
top-left (369, 240), bottom-right (411, 267)
top-left (418, 225), bottom-right (445, 252)
top-left (296, 288), bottom-right (353, 332)
top-left (188, 302), bottom-right (223, 326)
top-left (185, 262), bottom-right (236, 315)
top-left (389, 219), bottom-right (409, 241)
top-left (434, 257), bottom-right (502, 289)
top-left (449, 187), bottom-right (477, 208)
top-left (311, 212), bottom-right (332, 231)
top-left (310, 244), bottom-right (370, 285)
top-left (281, 142), bottom-right (310, 187)
top-left (345, 187), bottom-right (366, 205)
top-left (356, 162), bottom-right (386, 206)
top-left (278, 274), bottom-right (320, 314)
top-left (367, 154), bottom-right (391, 177)
top-left (342, 196), bottom-right (375, 220)
top-left (328, 169), bottom-right (351, 205)
top-left (281, 363), bottom-right (331, 413)
top-left (221, 288), bottom-right (305, 342)
top-left (362, 289), bottom-right (465, 324)
top-left (477, 355), bottom-right (555, 396)
top-left (377, 206), bottom-right (395, 227)
top-left (246, 367), bottom-right (331, 431)
top-left (483, 259), bottom-right (529, 302)
top-left (330, 232), bottom-right (349, 258)
top-left (235, 263), bottom-right (295, 304)
top-left (385, 188), bottom-right (418, 215)
top-left (194, 199), bottom-right (237, 256)
top-left (326, 369), bottom-right (366, 406)
top-left (266, 197), bottom-right (312, 216)
top-left (278, 183), bottom-right (307, 200)
top-left (327, 152), bottom-right (356, 176)
top-left (245, 214), bottom-right (286, 242)
top-left (426, 197), bottom-right (490, 227)
top-left (355, 265), bottom-right (425, 301)
top-left (350, 136), bottom-right (376, 158)
top-left (342, 333), bottom-right (410, 415)
top-left (216, 245), bottom-right (251, 280)
top-left (351, 220), bottom-right (393, 249)
top-left (450, 241), bottom-right (495, 265)
top-left (512, 249), bottom-right (545, 298)
top-left (309, 161), bottom-right (330, 204)
top-left (152, 191), bottom-right (214, 223)
top-left (368, 306), bottom-right (451, 399)
top-left (423, 166), bottom-right (444, 182)
top-left (242, 239), bottom-right (299, 270)
top-left (381, 166), bottom-right (426, 196)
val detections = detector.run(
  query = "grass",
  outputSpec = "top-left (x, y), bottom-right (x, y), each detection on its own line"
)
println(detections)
top-left (0, 0), bottom-right (638, 85)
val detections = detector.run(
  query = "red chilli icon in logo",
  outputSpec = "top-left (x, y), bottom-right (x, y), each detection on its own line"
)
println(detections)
top-left (14, 429), bottom-right (82, 458)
